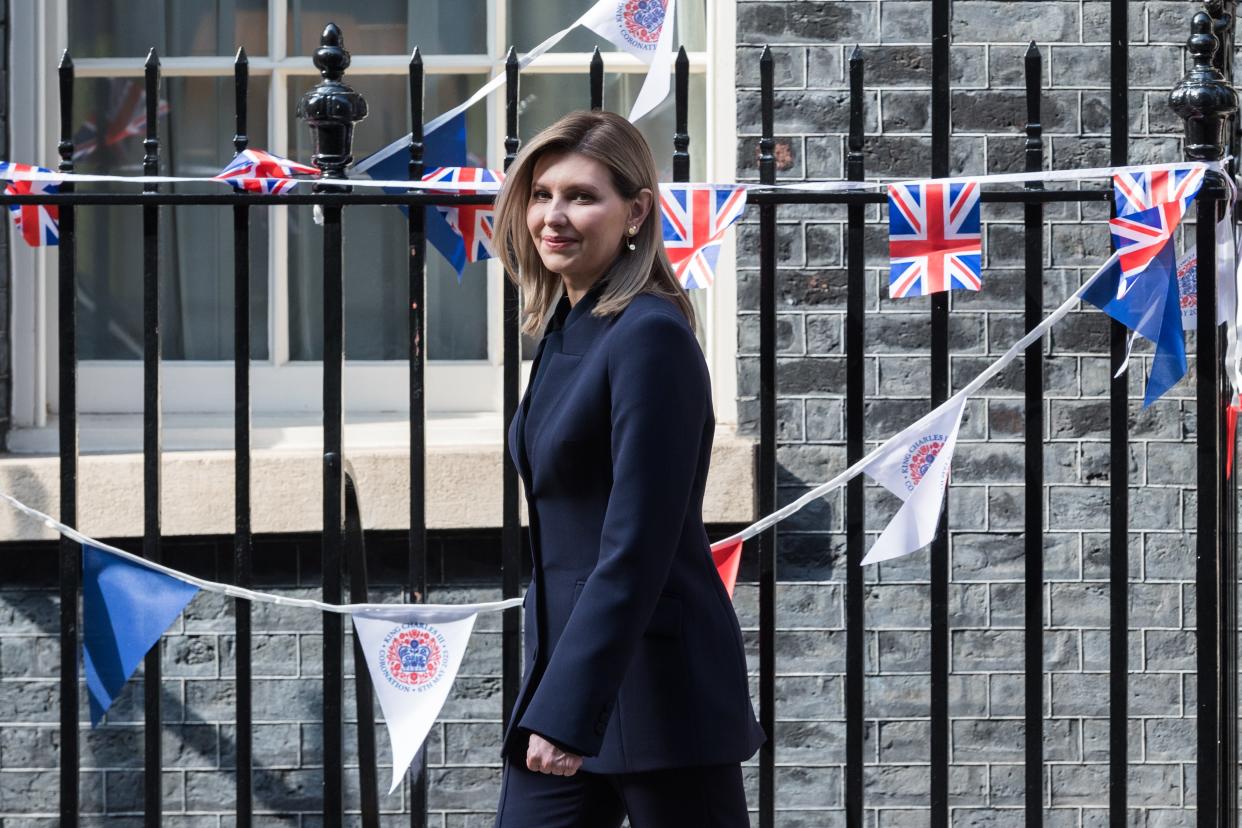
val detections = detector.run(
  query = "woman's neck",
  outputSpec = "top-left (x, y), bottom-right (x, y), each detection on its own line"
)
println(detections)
top-left (563, 273), bottom-right (605, 307)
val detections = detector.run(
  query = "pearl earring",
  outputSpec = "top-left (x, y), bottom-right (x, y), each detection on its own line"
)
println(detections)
top-left (626, 226), bottom-right (638, 251)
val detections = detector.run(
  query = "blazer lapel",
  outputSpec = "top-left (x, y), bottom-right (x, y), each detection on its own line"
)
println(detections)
top-left (525, 290), bottom-right (612, 458)
top-left (524, 348), bottom-right (582, 458)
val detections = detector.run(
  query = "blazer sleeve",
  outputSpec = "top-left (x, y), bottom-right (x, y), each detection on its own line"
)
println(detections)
top-left (516, 308), bottom-right (709, 756)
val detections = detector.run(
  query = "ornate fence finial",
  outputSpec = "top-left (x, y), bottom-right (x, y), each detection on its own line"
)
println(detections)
top-left (1169, 11), bottom-right (1238, 162)
top-left (295, 23), bottom-right (368, 178)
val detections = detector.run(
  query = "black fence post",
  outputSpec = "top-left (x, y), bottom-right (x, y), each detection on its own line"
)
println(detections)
top-left (407, 45), bottom-right (430, 828)
top-left (1022, 41), bottom-right (1045, 828)
top-left (929, 0), bottom-right (951, 822)
top-left (589, 47), bottom-right (603, 111)
top-left (673, 46), bottom-right (688, 182)
top-left (501, 45), bottom-right (522, 732)
top-left (231, 44), bottom-right (255, 828)
top-left (756, 44), bottom-right (777, 828)
top-left (844, 44), bottom-right (866, 828)
top-left (1206, 4), bottom-right (1241, 820)
top-left (1108, 4), bottom-right (1131, 822)
top-left (141, 47), bottom-right (164, 828)
top-left (56, 47), bottom-right (79, 828)
top-left (1170, 12), bottom-right (1238, 827)
top-left (295, 23), bottom-right (367, 828)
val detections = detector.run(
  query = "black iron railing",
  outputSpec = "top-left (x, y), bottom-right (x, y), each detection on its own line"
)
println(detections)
top-left (3, 2), bottom-right (1239, 826)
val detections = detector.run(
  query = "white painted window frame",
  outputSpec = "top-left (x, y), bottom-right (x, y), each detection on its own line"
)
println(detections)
top-left (9, 0), bottom-right (738, 428)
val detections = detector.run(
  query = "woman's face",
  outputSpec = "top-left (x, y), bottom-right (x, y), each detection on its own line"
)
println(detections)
top-left (526, 151), bottom-right (650, 284)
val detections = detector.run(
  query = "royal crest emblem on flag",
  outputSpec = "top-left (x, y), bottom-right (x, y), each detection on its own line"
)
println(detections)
top-left (887, 180), bottom-right (982, 298)
top-left (900, 433), bottom-right (948, 492)
top-left (0, 163), bottom-right (60, 247)
top-left (380, 624), bottom-right (447, 693)
top-left (1109, 166), bottom-right (1204, 297)
top-left (421, 166), bottom-right (504, 263)
top-left (616, 0), bottom-right (667, 50)
top-left (1177, 250), bottom-right (1198, 331)
top-left (659, 184), bottom-right (748, 290)
top-left (213, 149), bottom-right (319, 194)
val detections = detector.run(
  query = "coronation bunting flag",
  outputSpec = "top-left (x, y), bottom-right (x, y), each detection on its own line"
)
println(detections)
top-left (659, 183), bottom-right (748, 289)
top-left (1229, 394), bottom-right (1242, 479)
top-left (583, 0), bottom-right (676, 122)
top-left (0, 163), bottom-right (60, 247)
top-left (1110, 165), bottom-right (1204, 297)
top-left (709, 538), bottom-right (744, 599)
top-left (422, 166), bottom-right (505, 264)
top-left (860, 395), bottom-right (967, 565)
top-left (352, 607), bottom-right (482, 793)
top-left (1084, 165), bottom-right (1204, 406)
top-left (362, 113), bottom-right (475, 277)
top-left (887, 181), bottom-right (982, 298)
top-left (1177, 249), bottom-right (1198, 331)
top-left (214, 149), bottom-right (319, 194)
top-left (82, 544), bottom-right (200, 725)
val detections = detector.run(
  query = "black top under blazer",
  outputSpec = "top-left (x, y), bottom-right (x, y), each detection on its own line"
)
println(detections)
top-left (502, 276), bottom-right (765, 774)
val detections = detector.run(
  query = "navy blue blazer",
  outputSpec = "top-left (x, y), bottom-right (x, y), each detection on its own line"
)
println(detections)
top-left (502, 279), bottom-right (765, 774)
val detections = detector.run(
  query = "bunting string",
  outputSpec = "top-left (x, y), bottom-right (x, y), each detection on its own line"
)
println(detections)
top-left (714, 249), bottom-right (1123, 550)
top-left (0, 159), bottom-right (1222, 195)
top-left (0, 491), bottom-right (521, 618)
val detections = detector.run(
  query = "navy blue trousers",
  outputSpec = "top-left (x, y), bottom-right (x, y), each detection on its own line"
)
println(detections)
top-left (493, 754), bottom-right (750, 828)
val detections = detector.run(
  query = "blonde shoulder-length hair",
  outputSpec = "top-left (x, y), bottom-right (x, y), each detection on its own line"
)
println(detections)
top-left (493, 110), bottom-right (695, 338)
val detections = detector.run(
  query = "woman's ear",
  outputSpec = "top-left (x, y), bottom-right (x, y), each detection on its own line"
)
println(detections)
top-left (629, 187), bottom-right (654, 229)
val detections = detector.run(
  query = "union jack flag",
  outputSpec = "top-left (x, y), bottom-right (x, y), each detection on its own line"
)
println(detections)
top-left (214, 149), bottom-right (319, 194)
top-left (0, 163), bottom-right (60, 247)
top-left (1113, 165), bottom-right (1204, 217)
top-left (659, 184), bottom-right (748, 290)
top-left (1110, 165), bottom-right (1204, 296)
top-left (887, 181), bottom-right (981, 298)
top-left (421, 166), bottom-right (504, 263)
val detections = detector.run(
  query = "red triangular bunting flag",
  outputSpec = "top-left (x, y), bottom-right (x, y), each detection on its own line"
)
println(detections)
top-left (1228, 394), bottom-right (1242, 479)
top-left (710, 538), bottom-right (744, 599)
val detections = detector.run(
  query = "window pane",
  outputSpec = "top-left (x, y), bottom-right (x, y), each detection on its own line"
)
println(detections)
top-left (73, 77), bottom-right (271, 361)
top-left (508, 0), bottom-right (706, 53)
top-left (286, 74), bottom-right (489, 361)
top-left (68, 0), bottom-right (269, 58)
top-left (289, 1), bottom-right (488, 55)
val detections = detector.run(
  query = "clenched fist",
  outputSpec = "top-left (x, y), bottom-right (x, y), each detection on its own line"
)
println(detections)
top-left (526, 733), bottom-right (583, 777)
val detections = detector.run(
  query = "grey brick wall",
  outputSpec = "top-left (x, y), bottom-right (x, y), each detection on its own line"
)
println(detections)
top-left (734, 0), bottom-right (1223, 824)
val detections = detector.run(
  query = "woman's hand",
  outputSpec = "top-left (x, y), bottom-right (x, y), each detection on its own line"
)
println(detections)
top-left (526, 732), bottom-right (583, 776)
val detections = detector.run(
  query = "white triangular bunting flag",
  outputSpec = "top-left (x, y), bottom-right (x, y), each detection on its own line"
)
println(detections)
top-left (582, 0), bottom-right (677, 121)
top-left (352, 606), bottom-right (484, 793)
top-left (860, 395), bottom-right (967, 565)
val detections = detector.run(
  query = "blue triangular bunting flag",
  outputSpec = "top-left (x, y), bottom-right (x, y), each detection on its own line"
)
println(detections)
top-left (1084, 234), bottom-right (1187, 407)
top-left (82, 544), bottom-right (199, 726)
top-left (363, 113), bottom-right (471, 277)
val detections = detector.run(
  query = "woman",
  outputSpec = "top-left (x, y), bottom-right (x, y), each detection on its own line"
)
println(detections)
top-left (492, 110), bottom-right (764, 827)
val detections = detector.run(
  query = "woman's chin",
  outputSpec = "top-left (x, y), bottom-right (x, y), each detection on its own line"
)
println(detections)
top-left (540, 252), bottom-right (580, 274)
